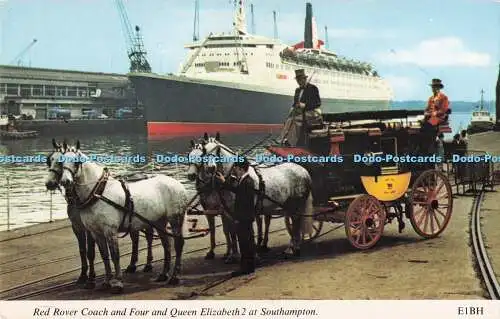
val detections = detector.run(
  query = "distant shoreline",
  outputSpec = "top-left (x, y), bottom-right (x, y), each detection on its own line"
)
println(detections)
top-left (390, 100), bottom-right (497, 113)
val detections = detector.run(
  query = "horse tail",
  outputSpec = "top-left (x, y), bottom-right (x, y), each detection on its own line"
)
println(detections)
top-left (300, 189), bottom-right (314, 237)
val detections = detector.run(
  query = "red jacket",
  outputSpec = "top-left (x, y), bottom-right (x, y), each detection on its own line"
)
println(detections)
top-left (426, 92), bottom-right (450, 125)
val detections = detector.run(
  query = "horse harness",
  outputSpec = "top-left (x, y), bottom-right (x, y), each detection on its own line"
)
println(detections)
top-left (59, 163), bottom-right (168, 238)
top-left (195, 157), bottom-right (266, 221)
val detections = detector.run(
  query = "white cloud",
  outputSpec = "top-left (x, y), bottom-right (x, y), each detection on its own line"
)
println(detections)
top-left (374, 37), bottom-right (491, 67)
top-left (384, 75), bottom-right (418, 100)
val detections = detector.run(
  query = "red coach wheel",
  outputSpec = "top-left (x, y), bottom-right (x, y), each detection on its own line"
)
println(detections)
top-left (344, 194), bottom-right (386, 250)
top-left (409, 170), bottom-right (453, 238)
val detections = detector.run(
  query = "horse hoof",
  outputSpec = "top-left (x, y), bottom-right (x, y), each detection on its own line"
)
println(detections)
top-left (143, 264), bottom-right (153, 272)
top-left (110, 285), bottom-right (123, 294)
top-left (75, 275), bottom-right (88, 285)
top-left (155, 274), bottom-right (168, 282)
top-left (98, 282), bottom-right (111, 291)
top-left (84, 281), bottom-right (96, 290)
top-left (167, 277), bottom-right (180, 286)
top-left (282, 248), bottom-right (300, 259)
top-left (124, 265), bottom-right (136, 273)
top-left (205, 251), bottom-right (215, 260)
top-left (224, 256), bottom-right (239, 264)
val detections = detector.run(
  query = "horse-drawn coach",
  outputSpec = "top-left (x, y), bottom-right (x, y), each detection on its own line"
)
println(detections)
top-left (265, 109), bottom-right (455, 250)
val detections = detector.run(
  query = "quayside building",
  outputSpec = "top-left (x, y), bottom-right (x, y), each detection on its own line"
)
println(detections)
top-left (0, 65), bottom-right (139, 119)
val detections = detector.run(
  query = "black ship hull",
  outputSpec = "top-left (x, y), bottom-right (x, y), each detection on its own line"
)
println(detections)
top-left (129, 73), bottom-right (390, 139)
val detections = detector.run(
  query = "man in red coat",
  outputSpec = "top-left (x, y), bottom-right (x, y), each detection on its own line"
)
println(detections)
top-left (420, 78), bottom-right (450, 154)
top-left (424, 78), bottom-right (450, 127)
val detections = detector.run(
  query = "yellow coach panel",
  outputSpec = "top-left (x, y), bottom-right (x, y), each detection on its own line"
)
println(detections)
top-left (360, 172), bottom-right (411, 202)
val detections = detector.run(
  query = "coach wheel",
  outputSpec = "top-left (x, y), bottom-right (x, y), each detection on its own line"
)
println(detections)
top-left (345, 194), bottom-right (386, 250)
top-left (285, 216), bottom-right (323, 242)
top-left (409, 169), bottom-right (453, 239)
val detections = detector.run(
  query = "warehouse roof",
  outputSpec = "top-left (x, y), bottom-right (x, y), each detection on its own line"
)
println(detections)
top-left (0, 65), bottom-right (129, 84)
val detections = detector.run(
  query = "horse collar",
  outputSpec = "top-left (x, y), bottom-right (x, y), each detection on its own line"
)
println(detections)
top-left (69, 167), bottom-right (110, 209)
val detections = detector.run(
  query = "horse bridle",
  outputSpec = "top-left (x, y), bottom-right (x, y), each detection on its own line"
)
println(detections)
top-left (46, 149), bottom-right (83, 184)
top-left (191, 140), bottom-right (239, 194)
top-left (46, 149), bottom-right (109, 209)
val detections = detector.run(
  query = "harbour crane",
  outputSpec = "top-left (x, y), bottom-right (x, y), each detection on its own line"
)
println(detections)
top-left (115, 0), bottom-right (151, 73)
top-left (9, 38), bottom-right (37, 66)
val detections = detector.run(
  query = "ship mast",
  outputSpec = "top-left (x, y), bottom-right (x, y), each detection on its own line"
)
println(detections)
top-left (480, 89), bottom-right (484, 110)
top-left (250, 3), bottom-right (256, 34)
top-left (233, 0), bottom-right (247, 35)
top-left (232, 0), bottom-right (248, 73)
top-left (324, 26), bottom-right (329, 49)
top-left (273, 11), bottom-right (278, 39)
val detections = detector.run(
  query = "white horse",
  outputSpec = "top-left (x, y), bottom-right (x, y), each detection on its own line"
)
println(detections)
top-left (186, 133), bottom-right (239, 263)
top-left (45, 140), bottom-right (156, 289)
top-left (187, 132), bottom-right (315, 256)
top-left (45, 140), bottom-right (188, 293)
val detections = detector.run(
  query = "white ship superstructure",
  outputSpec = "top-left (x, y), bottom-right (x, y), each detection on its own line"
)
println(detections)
top-left (127, 1), bottom-right (394, 139)
top-left (177, 0), bottom-right (393, 103)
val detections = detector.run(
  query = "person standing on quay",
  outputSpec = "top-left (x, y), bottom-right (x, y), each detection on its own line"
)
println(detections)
top-left (215, 158), bottom-right (257, 277)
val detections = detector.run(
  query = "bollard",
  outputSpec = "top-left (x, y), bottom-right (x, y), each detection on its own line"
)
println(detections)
top-left (49, 191), bottom-right (53, 223)
top-left (6, 175), bottom-right (10, 231)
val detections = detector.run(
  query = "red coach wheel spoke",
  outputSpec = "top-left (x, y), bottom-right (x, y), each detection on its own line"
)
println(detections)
top-left (409, 170), bottom-right (453, 239)
top-left (345, 194), bottom-right (386, 250)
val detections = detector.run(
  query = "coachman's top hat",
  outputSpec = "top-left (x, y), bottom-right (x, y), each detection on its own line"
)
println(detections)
top-left (430, 78), bottom-right (444, 88)
top-left (295, 69), bottom-right (307, 79)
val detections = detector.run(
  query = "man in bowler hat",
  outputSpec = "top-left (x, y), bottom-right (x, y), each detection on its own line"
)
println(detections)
top-left (215, 157), bottom-right (257, 277)
top-left (279, 69), bottom-right (322, 146)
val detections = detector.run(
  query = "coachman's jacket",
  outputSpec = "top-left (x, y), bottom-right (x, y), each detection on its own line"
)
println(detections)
top-left (221, 174), bottom-right (256, 223)
top-left (425, 92), bottom-right (450, 125)
top-left (293, 83), bottom-right (321, 111)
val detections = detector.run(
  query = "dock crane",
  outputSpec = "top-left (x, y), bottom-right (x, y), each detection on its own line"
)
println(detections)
top-left (115, 0), bottom-right (151, 73)
top-left (9, 38), bottom-right (37, 66)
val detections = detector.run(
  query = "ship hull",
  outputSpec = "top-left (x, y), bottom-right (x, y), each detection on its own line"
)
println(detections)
top-left (129, 74), bottom-right (390, 139)
top-left (467, 121), bottom-right (495, 134)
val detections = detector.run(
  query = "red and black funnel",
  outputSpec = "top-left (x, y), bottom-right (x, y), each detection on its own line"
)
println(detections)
top-left (304, 2), bottom-right (313, 48)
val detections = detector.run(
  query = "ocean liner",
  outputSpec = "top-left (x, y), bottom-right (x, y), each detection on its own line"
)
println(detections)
top-left (128, 1), bottom-right (393, 139)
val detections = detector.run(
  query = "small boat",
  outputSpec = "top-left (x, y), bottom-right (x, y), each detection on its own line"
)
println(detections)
top-left (467, 89), bottom-right (495, 134)
top-left (0, 130), bottom-right (39, 140)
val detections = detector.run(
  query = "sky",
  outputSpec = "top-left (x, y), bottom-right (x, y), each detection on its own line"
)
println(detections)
top-left (0, 0), bottom-right (499, 101)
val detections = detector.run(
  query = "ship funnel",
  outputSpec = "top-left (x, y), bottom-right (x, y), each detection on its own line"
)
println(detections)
top-left (304, 3), bottom-right (313, 48)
